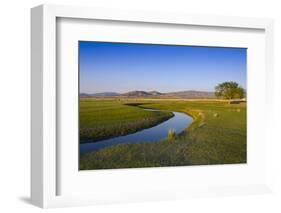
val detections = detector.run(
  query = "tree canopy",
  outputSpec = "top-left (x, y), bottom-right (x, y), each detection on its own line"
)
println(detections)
top-left (215, 81), bottom-right (245, 99)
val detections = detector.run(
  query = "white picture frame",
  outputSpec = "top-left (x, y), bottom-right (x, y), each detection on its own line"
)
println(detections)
top-left (31, 4), bottom-right (274, 208)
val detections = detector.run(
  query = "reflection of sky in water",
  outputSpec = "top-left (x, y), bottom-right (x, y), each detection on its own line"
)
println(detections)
top-left (80, 111), bottom-right (193, 154)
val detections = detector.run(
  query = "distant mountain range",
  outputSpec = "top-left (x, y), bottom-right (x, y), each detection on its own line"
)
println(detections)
top-left (166, 90), bottom-right (215, 98)
top-left (123, 90), bottom-right (163, 97)
top-left (80, 92), bottom-right (120, 97)
top-left (80, 90), bottom-right (215, 99)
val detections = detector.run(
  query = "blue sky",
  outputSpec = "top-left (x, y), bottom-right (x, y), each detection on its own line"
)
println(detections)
top-left (79, 41), bottom-right (246, 93)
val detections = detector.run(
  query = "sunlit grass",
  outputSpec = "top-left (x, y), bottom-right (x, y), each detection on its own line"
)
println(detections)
top-left (167, 129), bottom-right (176, 142)
top-left (80, 98), bottom-right (246, 169)
top-left (80, 99), bottom-right (173, 143)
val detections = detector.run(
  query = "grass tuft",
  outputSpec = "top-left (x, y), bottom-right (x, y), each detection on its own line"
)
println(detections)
top-left (167, 129), bottom-right (176, 142)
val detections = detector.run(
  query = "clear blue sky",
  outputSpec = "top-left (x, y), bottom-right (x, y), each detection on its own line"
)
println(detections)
top-left (79, 41), bottom-right (246, 93)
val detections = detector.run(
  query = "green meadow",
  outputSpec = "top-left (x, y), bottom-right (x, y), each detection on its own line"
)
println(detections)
top-left (80, 98), bottom-right (247, 170)
top-left (80, 99), bottom-right (174, 143)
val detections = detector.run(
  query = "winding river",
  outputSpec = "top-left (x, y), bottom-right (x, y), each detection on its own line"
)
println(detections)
top-left (80, 109), bottom-right (193, 154)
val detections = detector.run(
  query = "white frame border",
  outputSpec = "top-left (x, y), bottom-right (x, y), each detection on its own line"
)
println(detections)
top-left (31, 4), bottom-right (274, 208)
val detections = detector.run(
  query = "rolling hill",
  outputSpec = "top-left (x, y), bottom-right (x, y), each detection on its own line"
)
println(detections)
top-left (81, 90), bottom-right (215, 99)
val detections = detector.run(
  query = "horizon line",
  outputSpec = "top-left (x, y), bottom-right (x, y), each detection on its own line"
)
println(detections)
top-left (80, 89), bottom-right (216, 94)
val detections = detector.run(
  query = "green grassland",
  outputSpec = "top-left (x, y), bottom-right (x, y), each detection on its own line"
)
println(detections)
top-left (80, 98), bottom-right (246, 170)
top-left (80, 99), bottom-right (174, 143)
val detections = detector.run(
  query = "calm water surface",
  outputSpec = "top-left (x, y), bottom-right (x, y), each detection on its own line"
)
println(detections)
top-left (80, 109), bottom-right (193, 154)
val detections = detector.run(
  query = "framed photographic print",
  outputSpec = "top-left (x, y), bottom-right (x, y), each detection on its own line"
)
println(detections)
top-left (78, 41), bottom-right (247, 170)
top-left (31, 4), bottom-right (274, 208)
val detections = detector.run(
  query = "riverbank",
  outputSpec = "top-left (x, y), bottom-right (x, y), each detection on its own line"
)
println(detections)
top-left (80, 100), bottom-right (174, 143)
top-left (80, 109), bottom-right (193, 154)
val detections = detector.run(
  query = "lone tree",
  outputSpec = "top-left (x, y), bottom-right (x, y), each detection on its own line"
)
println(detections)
top-left (215, 81), bottom-right (245, 99)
